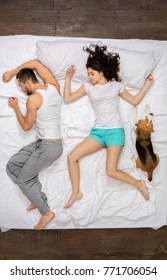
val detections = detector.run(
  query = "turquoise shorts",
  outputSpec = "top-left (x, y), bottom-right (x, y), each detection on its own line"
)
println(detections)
top-left (89, 127), bottom-right (125, 146)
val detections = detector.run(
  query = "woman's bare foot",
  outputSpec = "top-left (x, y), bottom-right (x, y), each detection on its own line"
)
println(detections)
top-left (34, 210), bottom-right (55, 230)
top-left (137, 179), bottom-right (149, 200)
top-left (64, 192), bottom-right (83, 208)
top-left (27, 203), bottom-right (37, 211)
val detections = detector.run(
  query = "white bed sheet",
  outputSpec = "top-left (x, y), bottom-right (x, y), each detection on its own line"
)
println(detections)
top-left (0, 35), bottom-right (167, 231)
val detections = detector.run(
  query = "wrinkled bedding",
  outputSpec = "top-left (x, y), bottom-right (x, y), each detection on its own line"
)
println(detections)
top-left (0, 35), bottom-right (167, 230)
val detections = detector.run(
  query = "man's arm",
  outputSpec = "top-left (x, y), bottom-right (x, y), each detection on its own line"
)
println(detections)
top-left (3, 59), bottom-right (60, 93)
top-left (8, 95), bottom-right (41, 131)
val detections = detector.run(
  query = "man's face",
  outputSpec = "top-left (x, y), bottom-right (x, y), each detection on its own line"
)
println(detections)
top-left (17, 79), bottom-right (32, 96)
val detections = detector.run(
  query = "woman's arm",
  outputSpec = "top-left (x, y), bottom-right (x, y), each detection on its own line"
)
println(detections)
top-left (2, 59), bottom-right (60, 93)
top-left (120, 74), bottom-right (154, 106)
top-left (64, 65), bottom-right (86, 103)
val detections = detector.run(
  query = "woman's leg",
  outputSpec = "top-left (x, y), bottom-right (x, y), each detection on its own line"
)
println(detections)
top-left (64, 137), bottom-right (104, 208)
top-left (106, 146), bottom-right (149, 200)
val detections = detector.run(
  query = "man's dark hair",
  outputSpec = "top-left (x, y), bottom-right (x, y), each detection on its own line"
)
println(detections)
top-left (16, 68), bottom-right (38, 83)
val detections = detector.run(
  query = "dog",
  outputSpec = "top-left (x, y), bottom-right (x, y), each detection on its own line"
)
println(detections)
top-left (135, 115), bottom-right (159, 181)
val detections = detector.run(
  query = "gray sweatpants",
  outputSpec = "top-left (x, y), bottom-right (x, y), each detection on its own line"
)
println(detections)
top-left (6, 139), bottom-right (63, 215)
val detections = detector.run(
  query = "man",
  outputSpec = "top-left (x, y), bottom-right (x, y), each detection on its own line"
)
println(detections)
top-left (3, 60), bottom-right (62, 230)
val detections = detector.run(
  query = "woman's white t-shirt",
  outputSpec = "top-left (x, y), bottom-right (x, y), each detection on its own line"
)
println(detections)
top-left (84, 81), bottom-right (124, 128)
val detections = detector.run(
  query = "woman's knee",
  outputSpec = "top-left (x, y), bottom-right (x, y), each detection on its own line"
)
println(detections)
top-left (68, 152), bottom-right (79, 164)
top-left (106, 168), bottom-right (117, 178)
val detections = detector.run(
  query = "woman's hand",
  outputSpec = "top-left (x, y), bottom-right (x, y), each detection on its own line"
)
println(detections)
top-left (120, 74), bottom-right (154, 106)
top-left (2, 71), bottom-right (14, 82)
top-left (145, 74), bottom-right (154, 87)
top-left (66, 65), bottom-right (75, 79)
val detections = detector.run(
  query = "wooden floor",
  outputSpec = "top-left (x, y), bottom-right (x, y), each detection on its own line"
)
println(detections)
top-left (1, 227), bottom-right (167, 260)
top-left (1, 0), bottom-right (167, 260)
top-left (0, 0), bottom-right (167, 39)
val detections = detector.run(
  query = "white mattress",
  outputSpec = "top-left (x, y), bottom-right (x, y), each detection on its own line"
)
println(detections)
top-left (0, 35), bottom-right (167, 231)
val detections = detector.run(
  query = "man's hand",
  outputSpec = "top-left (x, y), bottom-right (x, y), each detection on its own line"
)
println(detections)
top-left (8, 97), bottom-right (19, 110)
top-left (2, 71), bottom-right (14, 83)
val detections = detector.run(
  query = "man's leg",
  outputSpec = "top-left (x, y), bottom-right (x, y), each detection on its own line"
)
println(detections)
top-left (6, 141), bottom-right (37, 184)
top-left (17, 140), bottom-right (62, 230)
top-left (7, 139), bottom-right (62, 229)
top-left (16, 140), bottom-right (62, 215)
top-left (6, 140), bottom-right (49, 214)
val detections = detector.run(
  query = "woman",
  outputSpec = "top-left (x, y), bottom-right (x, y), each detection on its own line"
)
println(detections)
top-left (64, 44), bottom-right (154, 208)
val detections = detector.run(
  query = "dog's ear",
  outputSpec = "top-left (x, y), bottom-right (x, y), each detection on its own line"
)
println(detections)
top-left (150, 120), bottom-right (154, 132)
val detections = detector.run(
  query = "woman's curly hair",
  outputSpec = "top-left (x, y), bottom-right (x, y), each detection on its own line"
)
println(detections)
top-left (84, 44), bottom-right (121, 82)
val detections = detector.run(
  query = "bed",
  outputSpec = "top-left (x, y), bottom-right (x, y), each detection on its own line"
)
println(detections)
top-left (0, 35), bottom-right (167, 231)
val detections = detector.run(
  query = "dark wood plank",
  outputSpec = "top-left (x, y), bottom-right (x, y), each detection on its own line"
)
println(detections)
top-left (1, 227), bottom-right (167, 260)
top-left (0, 11), bottom-right (56, 23)
top-left (55, 11), bottom-right (119, 38)
top-left (54, 0), bottom-right (119, 11)
top-left (0, 11), bottom-right (56, 36)
top-left (119, 21), bottom-right (167, 39)
top-left (0, 24), bottom-right (56, 36)
top-left (120, 0), bottom-right (167, 11)
top-left (119, 10), bottom-right (167, 21)
top-left (0, 0), bottom-right (54, 11)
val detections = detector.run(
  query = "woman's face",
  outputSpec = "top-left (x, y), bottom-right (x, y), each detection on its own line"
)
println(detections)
top-left (87, 67), bottom-right (104, 84)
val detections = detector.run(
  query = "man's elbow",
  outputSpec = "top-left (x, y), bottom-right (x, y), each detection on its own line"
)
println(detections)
top-left (56, 82), bottom-right (60, 93)
top-left (22, 124), bottom-right (32, 131)
top-left (31, 59), bottom-right (41, 69)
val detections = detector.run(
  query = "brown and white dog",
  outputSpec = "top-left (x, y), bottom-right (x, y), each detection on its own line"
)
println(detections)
top-left (135, 115), bottom-right (159, 181)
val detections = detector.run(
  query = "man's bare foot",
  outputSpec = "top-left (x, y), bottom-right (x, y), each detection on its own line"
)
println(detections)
top-left (64, 192), bottom-right (83, 208)
top-left (34, 210), bottom-right (55, 230)
top-left (137, 179), bottom-right (149, 200)
top-left (27, 203), bottom-right (37, 211)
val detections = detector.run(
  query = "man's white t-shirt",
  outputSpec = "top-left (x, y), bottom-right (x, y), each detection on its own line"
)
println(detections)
top-left (35, 84), bottom-right (62, 139)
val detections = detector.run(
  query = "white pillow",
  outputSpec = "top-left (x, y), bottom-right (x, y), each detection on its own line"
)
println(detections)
top-left (0, 35), bottom-right (37, 87)
top-left (37, 40), bottom-right (161, 89)
top-left (37, 40), bottom-right (95, 83)
top-left (106, 44), bottom-right (161, 90)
